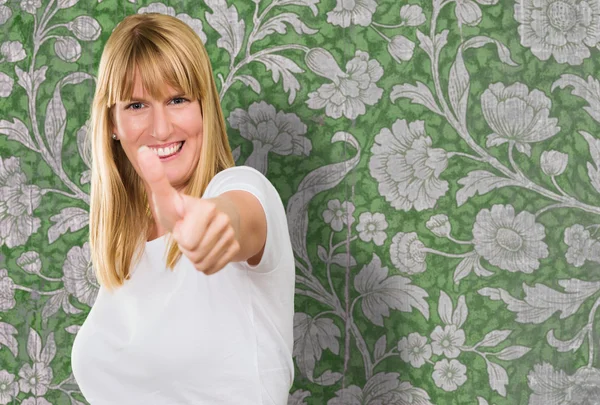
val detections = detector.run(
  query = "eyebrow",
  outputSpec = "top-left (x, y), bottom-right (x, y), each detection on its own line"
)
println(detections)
top-left (124, 93), bottom-right (187, 103)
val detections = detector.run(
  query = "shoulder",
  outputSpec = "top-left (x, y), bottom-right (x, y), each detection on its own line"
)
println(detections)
top-left (204, 166), bottom-right (277, 198)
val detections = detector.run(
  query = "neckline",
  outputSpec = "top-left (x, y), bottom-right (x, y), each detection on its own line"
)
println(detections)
top-left (146, 233), bottom-right (167, 247)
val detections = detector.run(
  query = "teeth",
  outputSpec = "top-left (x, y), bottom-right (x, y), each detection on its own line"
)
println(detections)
top-left (150, 142), bottom-right (182, 157)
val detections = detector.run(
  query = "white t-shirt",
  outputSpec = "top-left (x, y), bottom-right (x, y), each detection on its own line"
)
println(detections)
top-left (71, 166), bottom-right (295, 405)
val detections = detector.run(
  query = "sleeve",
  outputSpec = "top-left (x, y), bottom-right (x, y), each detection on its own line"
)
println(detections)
top-left (202, 165), bottom-right (290, 273)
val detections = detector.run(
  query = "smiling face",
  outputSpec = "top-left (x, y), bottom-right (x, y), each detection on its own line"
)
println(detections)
top-left (111, 71), bottom-right (203, 192)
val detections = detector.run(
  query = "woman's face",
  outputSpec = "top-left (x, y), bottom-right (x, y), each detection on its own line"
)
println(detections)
top-left (112, 72), bottom-right (203, 191)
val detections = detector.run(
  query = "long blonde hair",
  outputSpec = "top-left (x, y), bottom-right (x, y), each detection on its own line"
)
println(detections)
top-left (89, 13), bottom-right (234, 290)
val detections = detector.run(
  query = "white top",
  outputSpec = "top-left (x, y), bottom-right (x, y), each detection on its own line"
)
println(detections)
top-left (71, 166), bottom-right (295, 405)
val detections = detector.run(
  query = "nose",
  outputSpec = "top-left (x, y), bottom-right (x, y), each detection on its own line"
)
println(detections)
top-left (150, 105), bottom-right (173, 141)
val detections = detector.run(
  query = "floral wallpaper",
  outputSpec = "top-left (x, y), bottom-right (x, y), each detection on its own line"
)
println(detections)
top-left (1, 0), bottom-right (600, 404)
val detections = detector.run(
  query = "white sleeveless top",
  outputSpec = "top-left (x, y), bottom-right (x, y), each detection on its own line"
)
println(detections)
top-left (71, 166), bottom-right (295, 405)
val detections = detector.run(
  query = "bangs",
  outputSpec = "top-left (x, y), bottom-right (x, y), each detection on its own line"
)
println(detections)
top-left (106, 28), bottom-right (202, 105)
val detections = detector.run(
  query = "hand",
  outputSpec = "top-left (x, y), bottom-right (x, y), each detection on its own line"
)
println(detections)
top-left (136, 146), bottom-right (240, 274)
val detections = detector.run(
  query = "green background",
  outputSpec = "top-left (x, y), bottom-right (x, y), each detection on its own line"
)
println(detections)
top-left (1, 0), bottom-right (600, 404)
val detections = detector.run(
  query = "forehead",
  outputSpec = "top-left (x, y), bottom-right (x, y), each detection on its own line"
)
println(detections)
top-left (124, 69), bottom-right (183, 101)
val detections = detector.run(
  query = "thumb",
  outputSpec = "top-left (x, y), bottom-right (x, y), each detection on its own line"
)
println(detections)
top-left (137, 146), bottom-right (184, 230)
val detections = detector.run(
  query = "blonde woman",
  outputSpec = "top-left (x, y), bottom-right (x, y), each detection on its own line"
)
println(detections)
top-left (71, 13), bottom-right (295, 405)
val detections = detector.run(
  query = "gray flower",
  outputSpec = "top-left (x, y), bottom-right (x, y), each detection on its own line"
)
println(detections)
top-left (18, 363), bottom-right (52, 396)
top-left (481, 82), bottom-right (560, 156)
top-left (427, 214), bottom-right (452, 238)
top-left (541, 150), bottom-right (568, 176)
top-left (398, 332), bottom-right (432, 368)
top-left (21, 397), bottom-right (52, 405)
top-left (322, 199), bottom-right (355, 232)
top-left (67, 16), bottom-right (101, 41)
top-left (564, 224), bottom-right (595, 267)
top-left (0, 2), bottom-right (12, 26)
top-left (63, 242), bottom-right (98, 306)
top-left (0, 157), bottom-right (42, 248)
top-left (0, 269), bottom-right (15, 312)
top-left (356, 212), bottom-right (387, 246)
top-left (431, 324), bottom-right (465, 358)
top-left (228, 101), bottom-right (311, 174)
top-left (388, 35), bottom-right (415, 64)
top-left (54, 36), bottom-right (81, 62)
top-left (0, 72), bottom-right (13, 98)
top-left (0, 41), bottom-right (26, 63)
top-left (400, 4), bottom-right (426, 26)
top-left (306, 50), bottom-right (383, 119)
top-left (390, 232), bottom-right (427, 274)
top-left (515, 0), bottom-right (600, 65)
top-left (370, 119), bottom-right (449, 211)
top-left (327, 0), bottom-right (377, 27)
top-left (138, 2), bottom-right (207, 42)
top-left (528, 363), bottom-right (600, 405)
top-left (433, 359), bottom-right (467, 391)
top-left (473, 204), bottom-right (548, 273)
top-left (16, 251), bottom-right (41, 274)
top-left (19, 0), bottom-right (40, 14)
top-left (0, 370), bottom-right (19, 404)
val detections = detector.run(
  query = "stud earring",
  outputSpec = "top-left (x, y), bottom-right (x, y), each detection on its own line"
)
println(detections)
top-left (112, 134), bottom-right (118, 140)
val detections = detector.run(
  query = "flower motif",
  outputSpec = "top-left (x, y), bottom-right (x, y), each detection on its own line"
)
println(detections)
top-left (473, 204), bottom-right (549, 273)
top-left (528, 363), bottom-right (600, 405)
top-left (400, 4), bottom-right (426, 26)
top-left (22, 398), bottom-right (52, 405)
top-left (356, 212), bottom-right (387, 246)
top-left (138, 3), bottom-right (207, 43)
top-left (564, 224), bottom-right (596, 267)
top-left (18, 363), bottom-right (52, 396)
top-left (16, 251), bottom-right (41, 274)
top-left (398, 333), bottom-right (432, 368)
top-left (454, 0), bottom-right (487, 26)
top-left (322, 200), bottom-right (355, 232)
top-left (228, 102), bottom-right (311, 174)
top-left (481, 82), bottom-right (560, 156)
top-left (388, 35), bottom-right (415, 64)
top-left (0, 2), bottom-right (12, 26)
top-left (431, 324), bottom-right (466, 359)
top-left (0, 41), bottom-right (26, 63)
top-left (514, 0), bottom-right (600, 65)
top-left (433, 359), bottom-right (467, 391)
top-left (306, 50), bottom-right (383, 119)
top-left (0, 269), bottom-right (15, 312)
top-left (326, 0), bottom-right (377, 27)
top-left (63, 242), bottom-right (99, 307)
top-left (0, 157), bottom-right (42, 248)
top-left (19, 0), bottom-right (40, 14)
top-left (426, 214), bottom-right (451, 238)
top-left (390, 232), bottom-right (427, 274)
top-left (0, 370), bottom-right (19, 404)
top-left (54, 36), bottom-right (81, 63)
top-left (541, 150), bottom-right (568, 176)
top-left (0, 72), bottom-right (13, 98)
top-left (369, 119), bottom-right (449, 211)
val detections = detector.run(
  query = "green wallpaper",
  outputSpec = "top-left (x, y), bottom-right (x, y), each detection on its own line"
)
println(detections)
top-left (1, 0), bottom-right (600, 404)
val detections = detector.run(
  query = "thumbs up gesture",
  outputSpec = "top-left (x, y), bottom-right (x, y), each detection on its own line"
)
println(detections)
top-left (136, 146), bottom-right (241, 275)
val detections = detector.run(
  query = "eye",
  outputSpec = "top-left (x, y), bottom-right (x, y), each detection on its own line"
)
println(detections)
top-left (126, 102), bottom-right (144, 110)
top-left (170, 97), bottom-right (188, 105)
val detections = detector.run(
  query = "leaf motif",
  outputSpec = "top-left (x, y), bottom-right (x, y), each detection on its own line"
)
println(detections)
top-left (314, 370), bottom-right (343, 386)
top-left (317, 245), bottom-right (328, 263)
top-left (494, 345), bottom-right (531, 361)
top-left (0, 322), bottom-right (18, 357)
top-left (454, 251), bottom-right (493, 284)
top-left (27, 328), bottom-right (42, 362)
top-left (254, 13), bottom-right (318, 42)
top-left (452, 296), bottom-right (468, 328)
top-left (65, 325), bottom-right (81, 334)
top-left (479, 279), bottom-right (600, 324)
top-left (580, 131), bottom-right (600, 193)
top-left (76, 122), bottom-right (91, 168)
top-left (15, 65), bottom-right (47, 94)
top-left (486, 361), bottom-right (508, 396)
top-left (62, 293), bottom-right (82, 314)
top-left (287, 389), bottom-right (311, 405)
top-left (448, 48), bottom-right (469, 125)
top-left (330, 252), bottom-right (357, 268)
top-left (390, 82), bottom-right (442, 115)
top-left (416, 29), bottom-right (447, 60)
top-left (255, 53), bottom-right (303, 104)
top-left (48, 207), bottom-right (89, 244)
top-left (456, 170), bottom-right (519, 206)
top-left (547, 326), bottom-right (589, 352)
top-left (233, 75), bottom-right (261, 94)
top-left (40, 332), bottom-right (56, 365)
top-left (462, 36), bottom-right (518, 66)
top-left (0, 118), bottom-right (36, 150)
top-left (57, 0), bottom-right (78, 9)
top-left (374, 335), bottom-right (387, 362)
top-left (552, 74), bottom-right (600, 123)
top-left (477, 330), bottom-right (512, 347)
top-left (286, 132), bottom-right (360, 267)
top-left (205, 0), bottom-right (245, 60)
top-left (45, 72), bottom-right (93, 163)
top-left (278, 0), bottom-right (319, 16)
top-left (355, 254), bottom-right (429, 325)
top-left (477, 398), bottom-right (490, 405)
top-left (438, 290), bottom-right (453, 325)
top-left (42, 292), bottom-right (63, 322)
top-left (293, 312), bottom-right (341, 381)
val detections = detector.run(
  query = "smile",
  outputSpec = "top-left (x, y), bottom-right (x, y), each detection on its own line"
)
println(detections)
top-left (148, 141), bottom-right (184, 160)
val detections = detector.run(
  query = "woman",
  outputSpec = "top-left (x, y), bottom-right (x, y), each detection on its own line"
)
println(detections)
top-left (71, 13), bottom-right (295, 405)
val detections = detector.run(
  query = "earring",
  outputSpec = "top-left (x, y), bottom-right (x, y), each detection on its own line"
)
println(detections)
top-left (112, 134), bottom-right (118, 140)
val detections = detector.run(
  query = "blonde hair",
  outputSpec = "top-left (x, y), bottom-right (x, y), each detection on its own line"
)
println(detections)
top-left (88, 13), bottom-right (234, 290)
